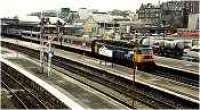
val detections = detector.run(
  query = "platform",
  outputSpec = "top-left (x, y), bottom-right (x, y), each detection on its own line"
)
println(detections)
top-left (1, 48), bottom-right (129, 109)
top-left (1, 38), bottom-right (199, 104)
top-left (155, 56), bottom-right (199, 75)
top-left (2, 37), bottom-right (199, 75)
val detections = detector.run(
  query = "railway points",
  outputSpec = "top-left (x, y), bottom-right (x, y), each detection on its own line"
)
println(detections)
top-left (1, 37), bottom-right (198, 108)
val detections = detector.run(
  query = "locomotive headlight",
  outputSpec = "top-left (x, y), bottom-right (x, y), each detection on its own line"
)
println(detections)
top-left (128, 51), bottom-right (134, 54)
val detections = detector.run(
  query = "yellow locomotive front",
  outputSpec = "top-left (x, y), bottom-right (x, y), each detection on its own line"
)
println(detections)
top-left (133, 47), bottom-right (154, 65)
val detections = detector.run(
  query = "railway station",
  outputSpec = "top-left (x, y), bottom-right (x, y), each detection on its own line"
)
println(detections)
top-left (0, 0), bottom-right (199, 109)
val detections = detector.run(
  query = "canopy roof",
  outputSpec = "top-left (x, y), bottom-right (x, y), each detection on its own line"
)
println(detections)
top-left (18, 15), bottom-right (40, 24)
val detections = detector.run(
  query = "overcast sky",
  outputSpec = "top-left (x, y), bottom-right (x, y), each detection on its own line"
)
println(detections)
top-left (0, 0), bottom-right (172, 17)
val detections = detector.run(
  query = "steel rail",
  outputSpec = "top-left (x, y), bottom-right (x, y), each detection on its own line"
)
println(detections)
top-left (1, 39), bottom-right (199, 109)
top-left (52, 57), bottom-right (195, 109)
top-left (1, 69), bottom-right (48, 109)
top-left (151, 65), bottom-right (199, 87)
top-left (1, 80), bottom-right (28, 109)
top-left (2, 36), bottom-right (198, 86)
top-left (53, 58), bottom-right (174, 108)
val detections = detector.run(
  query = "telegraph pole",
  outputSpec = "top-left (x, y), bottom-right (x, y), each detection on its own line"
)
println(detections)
top-left (56, 11), bottom-right (62, 45)
top-left (131, 33), bottom-right (138, 109)
top-left (39, 11), bottom-right (57, 76)
top-left (47, 14), bottom-right (61, 77)
top-left (46, 34), bottom-right (56, 77)
top-left (103, 19), bottom-right (106, 40)
top-left (40, 11), bottom-right (45, 74)
top-left (47, 37), bottom-right (53, 77)
top-left (158, 0), bottom-right (162, 34)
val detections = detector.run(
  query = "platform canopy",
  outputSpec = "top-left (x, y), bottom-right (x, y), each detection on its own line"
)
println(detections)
top-left (18, 15), bottom-right (40, 25)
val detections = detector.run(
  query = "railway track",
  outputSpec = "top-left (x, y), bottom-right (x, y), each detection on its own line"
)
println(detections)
top-left (51, 56), bottom-right (198, 109)
top-left (1, 37), bottom-right (199, 87)
top-left (1, 40), bottom-right (199, 109)
top-left (148, 66), bottom-right (199, 87)
top-left (52, 58), bottom-right (173, 108)
top-left (1, 69), bottom-right (48, 109)
top-left (1, 80), bottom-right (28, 109)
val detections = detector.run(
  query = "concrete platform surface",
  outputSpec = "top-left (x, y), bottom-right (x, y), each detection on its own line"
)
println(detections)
top-left (2, 37), bottom-right (199, 74)
top-left (155, 56), bottom-right (199, 75)
top-left (1, 38), bottom-right (199, 103)
top-left (1, 49), bottom-right (129, 109)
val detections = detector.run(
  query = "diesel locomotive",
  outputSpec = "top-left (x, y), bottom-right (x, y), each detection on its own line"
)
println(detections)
top-left (91, 40), bottom-right (155, 67)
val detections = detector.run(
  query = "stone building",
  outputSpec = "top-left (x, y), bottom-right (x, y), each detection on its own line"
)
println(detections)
top-left (136, 3), bottom-right (161, 25)
top-left (136, 0), bottom-right (199, 28)
top-left (83, 13), bottom-right (131, 38)
top-left (161, 0), bottom-right (199, 28)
